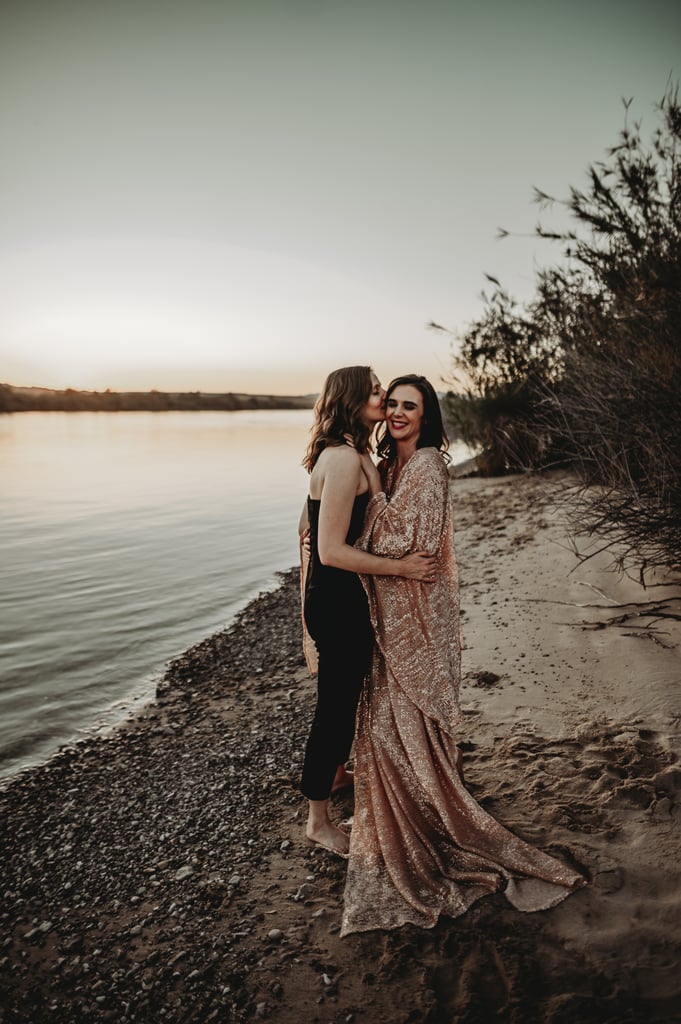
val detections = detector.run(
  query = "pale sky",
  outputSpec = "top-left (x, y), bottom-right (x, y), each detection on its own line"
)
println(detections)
top-left (1, 0), bottom-right (679, 395)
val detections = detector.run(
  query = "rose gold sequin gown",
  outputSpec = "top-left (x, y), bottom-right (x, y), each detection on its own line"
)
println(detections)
top-left (341, 448), bottom-right (584, 935)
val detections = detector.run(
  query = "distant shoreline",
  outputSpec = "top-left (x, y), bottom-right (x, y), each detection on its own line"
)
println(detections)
top-left (0, 383), bottom-right (316, 413)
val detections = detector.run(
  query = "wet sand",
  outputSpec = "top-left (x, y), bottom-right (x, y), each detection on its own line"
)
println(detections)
top-left (1, 470), bottom-right (680, 1023)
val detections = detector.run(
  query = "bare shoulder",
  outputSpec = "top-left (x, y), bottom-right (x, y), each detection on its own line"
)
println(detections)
top-left (310, 445), bottom-right (361, 499)
top-left (317, 444), bottom-right (361, 471)
top-left (315, 444), bottom-right (362, 492)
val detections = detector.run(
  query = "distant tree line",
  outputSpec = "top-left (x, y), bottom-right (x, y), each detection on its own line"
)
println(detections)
top-left (441, 86), bottom-right (681, 573)
top-left (0, 384), bottom-right (315, 414)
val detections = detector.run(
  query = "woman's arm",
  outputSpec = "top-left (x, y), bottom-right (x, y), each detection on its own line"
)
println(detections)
top-left (317, 447), bottom-right (436, 580)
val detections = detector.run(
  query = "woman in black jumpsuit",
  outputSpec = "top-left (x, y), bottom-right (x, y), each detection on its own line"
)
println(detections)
top-left (300, 366), bottom-right (437, 857)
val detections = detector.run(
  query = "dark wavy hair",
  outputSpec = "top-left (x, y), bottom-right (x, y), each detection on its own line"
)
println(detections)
top-left (375, 374), bottom-right (450, 463)
top-left (303, 365), bottom-right (375, 472)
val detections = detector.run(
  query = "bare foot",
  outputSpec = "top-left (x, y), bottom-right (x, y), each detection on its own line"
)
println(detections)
top-left (305, 821), bottom-right (350, 858)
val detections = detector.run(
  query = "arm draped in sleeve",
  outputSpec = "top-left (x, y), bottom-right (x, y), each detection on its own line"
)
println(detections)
top-left (360, 449), bottom-right (450, 558)
top-left (357, 448), bottom-right (463, 734)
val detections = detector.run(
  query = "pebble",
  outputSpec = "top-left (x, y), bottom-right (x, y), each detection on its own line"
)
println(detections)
top-left (294, 883), bottom-right (316, 901)
top-left (174, 866), bottom-right (194, 881)
top-left (266, 929), bottom-right (284, 944)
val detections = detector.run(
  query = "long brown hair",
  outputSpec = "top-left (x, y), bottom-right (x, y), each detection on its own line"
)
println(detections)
top-left (303, 365), bottom-right (374, 472)
top-left (376, 374), bottom-right (450, 464)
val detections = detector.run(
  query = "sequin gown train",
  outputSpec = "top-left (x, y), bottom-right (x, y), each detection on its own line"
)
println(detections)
top-left (341, 448), bottom-right (584, 936)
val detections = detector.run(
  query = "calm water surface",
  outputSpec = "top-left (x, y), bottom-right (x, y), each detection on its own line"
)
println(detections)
top-left (0, 411), bottom-right (471, 784)
top-left (0, 410), bottom-right (314, 782)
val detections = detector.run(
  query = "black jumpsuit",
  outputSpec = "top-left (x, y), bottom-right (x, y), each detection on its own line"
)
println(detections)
top-left (300, 491), bottom-right (374, 800)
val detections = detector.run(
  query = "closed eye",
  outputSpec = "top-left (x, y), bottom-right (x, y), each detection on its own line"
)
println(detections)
top-left (387, 401), bottom-right (418, 410)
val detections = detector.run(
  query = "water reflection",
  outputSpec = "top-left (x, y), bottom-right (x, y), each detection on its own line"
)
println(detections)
top-left (0, 411), bottom-right (314, 780)
top-left (0, 410), bottom-right (313, 514)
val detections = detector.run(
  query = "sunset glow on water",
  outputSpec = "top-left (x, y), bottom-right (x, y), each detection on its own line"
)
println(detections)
top-left (0, 410), bottom-right (313, 780)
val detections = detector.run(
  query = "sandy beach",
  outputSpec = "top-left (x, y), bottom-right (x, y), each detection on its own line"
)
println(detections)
top-left (1, 470), bottom-right (680, 1024)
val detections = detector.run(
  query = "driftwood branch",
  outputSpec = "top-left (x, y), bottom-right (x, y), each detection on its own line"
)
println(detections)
top-left (523, 597), bottom-right (679, 612)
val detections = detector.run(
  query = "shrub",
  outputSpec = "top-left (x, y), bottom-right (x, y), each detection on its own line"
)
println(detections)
top-left (446, 86), bottom-right (681, 570)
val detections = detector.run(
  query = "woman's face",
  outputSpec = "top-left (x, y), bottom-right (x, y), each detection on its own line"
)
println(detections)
top-left (360, 372), bottom-right (386, 425)
top-left (386, 384), bottom-right (424, 444)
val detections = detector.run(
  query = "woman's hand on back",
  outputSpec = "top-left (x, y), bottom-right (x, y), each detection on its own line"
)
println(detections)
top-left (399, 550), bottom-right (437, 581)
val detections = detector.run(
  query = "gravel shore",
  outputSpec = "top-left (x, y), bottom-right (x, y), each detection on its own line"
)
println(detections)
top-left (2, 472), bottom-right (679, 1023)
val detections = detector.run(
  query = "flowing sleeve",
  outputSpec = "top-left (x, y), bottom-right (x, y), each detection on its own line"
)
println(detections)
top-left (358, 448), bottom-right (451, 558)
top-left (357, 449), bottom-right (463, 734)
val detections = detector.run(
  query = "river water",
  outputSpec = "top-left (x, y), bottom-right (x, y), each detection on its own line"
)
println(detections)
top-left (0, 410), bottom-right (470, 783)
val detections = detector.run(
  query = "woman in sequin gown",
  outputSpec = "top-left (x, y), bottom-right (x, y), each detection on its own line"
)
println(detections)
top-left (341, 375), bottom-right (585, 935)
top-left (300, 367), bottom-right (437, 858)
